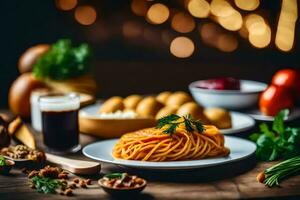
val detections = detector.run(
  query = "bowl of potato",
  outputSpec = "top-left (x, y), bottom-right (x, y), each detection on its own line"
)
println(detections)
top-left (79, 91), bottom-right (243, 138)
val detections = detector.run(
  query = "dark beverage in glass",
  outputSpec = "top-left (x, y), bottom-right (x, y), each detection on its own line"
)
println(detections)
top-left (39, 93), bottom-right (81, 153)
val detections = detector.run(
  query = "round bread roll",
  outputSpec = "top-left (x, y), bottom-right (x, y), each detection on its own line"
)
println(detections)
top-left (155, 106), bottom-right (178, 119)
top-left (18, 44), bottom-right (50, 73)
top-left (156, 91), bottom-right (172, 105)
top-left (98, 96), bottom-right (124, 113)
top-left (136, 96), bottom-right (163, 118)
top-left (9, 73), bottom-right (47, 118)
top-left (204, 108), bottom-right (232, 129)
top-left (166, 91), bottom-right (192, 107)
top-left (123, 95), bottom-right (142, 110)
top-left (177, 102), bottom-right (210, 124)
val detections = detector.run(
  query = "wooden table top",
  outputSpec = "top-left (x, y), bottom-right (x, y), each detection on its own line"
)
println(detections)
top-left (0, 117), bottom-right (300, 200)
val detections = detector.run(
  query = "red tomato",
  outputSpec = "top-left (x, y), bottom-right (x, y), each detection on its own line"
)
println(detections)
top-left (259, 85), bottom-right (294, 116)
top-left (272, 69), bottom-right (300, 95)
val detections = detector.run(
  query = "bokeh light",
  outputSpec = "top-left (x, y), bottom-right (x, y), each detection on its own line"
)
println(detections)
top-left (234, 0), bottom-right (260, 11)
top-left (146, 3), bottom-right (170, 24)
top-left (170, 37), bottom-right (195, 58)
top-left (275, 0), bottom-right (298, 52)
top-left (210, 0), bottom-right (234, 17)
top-left (171, 12), bottom-right (195, 33)
top-left (75, 5), bottom-right (97, 25)
top-left (217, 34), bottom-right (238, 52)
top-left (56, 0), bottom-right (77, 11)
top-left (187, 0), bottom-right (210, 18)
top-left (249, 25), bottom-right (271, 48)
top-left (217, 10), bottom-right (243, 31)
top-left (131, 0), bottom-right (149, 17)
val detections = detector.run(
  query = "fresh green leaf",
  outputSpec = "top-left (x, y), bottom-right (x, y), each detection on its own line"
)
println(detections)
top-left (249, 133), bottom-right (260, 142)
top-left (156, 114), bottom-right (180, 129)
top-left (259, 123), bottom-right (275, 139)
top-left (272, 109), bottom-right (289, 135)
top-left (104, 173), bottom-right (124, 179)
top-left (183, 116), bottom-right (194, 132)
top-left (0, 156), bottom-right (6, 166)
top-left (156, 114), bottom-right (204, 135)
top-left (33, 39), bottom-right (91, 80)
top-left (250, 109), bottom-right (300, 161)
top-left (163, 123), bottom-right (180, 134)
top-left (31, 176), bottom-right (64, 194)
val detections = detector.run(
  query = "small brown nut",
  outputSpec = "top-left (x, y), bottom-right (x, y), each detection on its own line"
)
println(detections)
top-left (79, 180), bottom-right (87, 188)
top-left (65, 188), bottom-right (73, 196)
top-left (73, 178), bottom-right (79, 184)
top-left (69, 183), bottom-right (77, 189)
top-left (85, 179), bottom-right (92, 185)
top-left (58, 173), bottom-right (68, 179)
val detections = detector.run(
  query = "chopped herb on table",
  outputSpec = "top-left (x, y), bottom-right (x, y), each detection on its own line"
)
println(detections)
top-left (31, 175), bottom-right (65, 194)
top-left (250, 109), bottom-right (300, 161)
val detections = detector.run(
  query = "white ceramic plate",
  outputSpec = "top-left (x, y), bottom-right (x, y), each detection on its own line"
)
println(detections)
top-left (221, 112), bottom-right (255, 134)
top-left (247, 108), bottom-right (300, 122)
top-left (82, 136), bottom-right (256, 170)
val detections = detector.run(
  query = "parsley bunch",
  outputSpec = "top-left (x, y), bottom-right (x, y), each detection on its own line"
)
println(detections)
top-left (33, 39), bottom-right (91, 80)
top-left (250, 109), bottom-right (300, 161)
top-left (156, 114), bottom-right (204, 135)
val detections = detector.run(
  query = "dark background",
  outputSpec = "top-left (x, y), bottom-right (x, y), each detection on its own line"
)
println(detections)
top-left (0, 0), bottom-right (299, 108)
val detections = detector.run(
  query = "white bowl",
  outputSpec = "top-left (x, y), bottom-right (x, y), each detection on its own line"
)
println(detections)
top-left (189, 80), bottom-right (267, 110)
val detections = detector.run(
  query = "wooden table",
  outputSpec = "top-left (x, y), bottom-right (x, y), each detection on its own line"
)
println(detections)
top-left (0, 120), bottom-right (300, 200)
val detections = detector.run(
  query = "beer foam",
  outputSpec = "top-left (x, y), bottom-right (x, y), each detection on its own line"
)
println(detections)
top-left (39, 95), bottom-right (80, 111)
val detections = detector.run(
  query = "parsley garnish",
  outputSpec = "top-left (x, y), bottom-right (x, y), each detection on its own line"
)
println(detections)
top-left (156, 114), bottom-right (204, 135)
top-left (250, 109), bottom-right (300, 161)
top-left (31, 176), bottom-right (65, 194)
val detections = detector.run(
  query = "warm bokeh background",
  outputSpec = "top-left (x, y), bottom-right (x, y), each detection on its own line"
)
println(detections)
top-left (1, 0), bottom-right (299, 107)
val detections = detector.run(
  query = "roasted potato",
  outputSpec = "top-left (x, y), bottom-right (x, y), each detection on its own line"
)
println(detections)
top-left (156, 91), bottom-right (172, 105)
top-left (177, 102), bottom-right (210, 124)
top-left (166, 91), bottom-right (192, 108)
top-left (204, 108), bottom-right (232, 129)
top-left (123, 95), bottom-right (142, 110)
top-left (98, 96), bottom-right (124, 113)
top-left (155, 106), bottom-right (178, 119)
top-left (136, 97), bottom-right (163, 118)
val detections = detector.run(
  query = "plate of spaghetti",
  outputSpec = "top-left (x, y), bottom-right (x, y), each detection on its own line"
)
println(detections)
top-left (83, 114), bottom-right (256, 169)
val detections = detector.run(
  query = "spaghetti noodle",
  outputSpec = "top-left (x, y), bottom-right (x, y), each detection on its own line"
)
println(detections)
top-left (112, 125), bottom-right (230, 161)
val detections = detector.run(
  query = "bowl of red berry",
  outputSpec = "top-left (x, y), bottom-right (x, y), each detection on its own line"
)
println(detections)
top-left (189, 78), bottom-right (267, 110)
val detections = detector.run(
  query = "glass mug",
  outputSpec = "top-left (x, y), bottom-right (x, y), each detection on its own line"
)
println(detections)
top-left (39, 93), bottom-right (81, 154)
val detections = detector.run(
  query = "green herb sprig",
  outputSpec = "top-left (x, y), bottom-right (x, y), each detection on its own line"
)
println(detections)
top-left (31, 176), bottom-right (65, 194)
top-left (33, 39), bottom-right (91, 80)
top-left (250, 109), bottom-right (300, 161)
top-left (156, 114), bottom-right (204, 135)
top-left (104, 173), bottom-right (124, 180)
top-left (258, 156), bottom-right (300, 187)
top-left (0, 156), bottom-right (6, 166)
